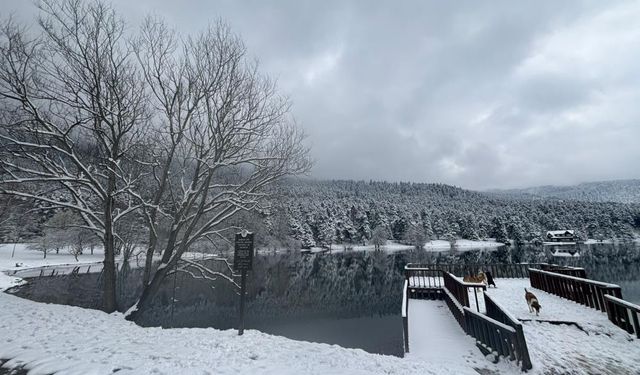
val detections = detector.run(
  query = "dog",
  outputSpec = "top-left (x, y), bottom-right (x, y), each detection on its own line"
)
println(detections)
top-left (463, 271), bottom-right (487, 285)
top-left (484, 270), bottom-right (497, 288)
top-left (525, 288), bottom-right (541, 316)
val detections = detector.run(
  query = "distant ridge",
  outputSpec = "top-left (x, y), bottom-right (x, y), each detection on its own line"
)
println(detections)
top-left (489, 179), bottom-right (640, 204)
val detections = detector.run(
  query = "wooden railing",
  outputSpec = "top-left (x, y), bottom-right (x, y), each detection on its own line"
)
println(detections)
top-left (406, 263), bottom-right (553, 279)
top-left (402, 279), bottom-right (410, 352)
top-left (529, 268), bottom-right (622, 312)
top-left (405, 266), bottom-right (444, 288)
top-left (443, 286), bottom-right (466, 331)
top-left (484, 293), bottom-right (533, 370)
top-left (404, 266), bottom-right (445, 300)
top-left (539, 264), bottom-right (587, 278)
top-left (605, 295), bottom-right (640, 339)
top-left (443, 271), bottom-right (486, 312)
top-left (404, 265), bottom-right (532, 371)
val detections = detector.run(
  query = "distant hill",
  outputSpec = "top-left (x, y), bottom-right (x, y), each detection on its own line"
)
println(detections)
top-left (489, 180), bottom-right (640, 204)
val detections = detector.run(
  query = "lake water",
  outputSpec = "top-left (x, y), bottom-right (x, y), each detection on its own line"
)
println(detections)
top-left (236, 242), bottom-right (640, 357)
top-left (9, 242), bottom-right (640, 358)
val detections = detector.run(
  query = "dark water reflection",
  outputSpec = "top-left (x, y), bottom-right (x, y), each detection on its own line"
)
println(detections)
top-left (252, 315), bottom-right (404, 357)
top-left (10, 242), bottom-right (640, 357)
top-left (158, 242), bottom-right (640, 356)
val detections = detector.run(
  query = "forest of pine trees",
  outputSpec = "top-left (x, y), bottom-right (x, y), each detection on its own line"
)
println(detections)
top-left (260, 179), bottom-right (640, 249)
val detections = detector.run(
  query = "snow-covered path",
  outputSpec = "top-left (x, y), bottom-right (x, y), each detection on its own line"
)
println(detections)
top-left (486, 279), bottom-right (640, 375)
top-left (405, 299), bottom-right (515, 374)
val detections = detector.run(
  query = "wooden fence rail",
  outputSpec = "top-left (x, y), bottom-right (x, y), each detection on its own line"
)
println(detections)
top-left (484, 293), bottom-right (533, 370)
top-left (443, 271), bottom-right (485, 312)
top-left (538, 264), bottom-right (587, 278)
top-left (529, 268), bottom-right (622, 312)
top-left (405, 263), bottom-right (585, 279)
top-left (405, 266), bottom-right (444, 289)
top-left (464, 308), bottom-right (520, 363)
top-left (605, 295), bottom-right (640, 339)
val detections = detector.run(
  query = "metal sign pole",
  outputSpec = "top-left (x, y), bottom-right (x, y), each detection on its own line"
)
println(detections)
top-left (238, 269), bottom-right (247, 335)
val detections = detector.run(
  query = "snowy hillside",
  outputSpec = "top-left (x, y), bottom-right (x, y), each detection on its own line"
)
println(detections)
top-left (491, 179), bottom-right (640, 204)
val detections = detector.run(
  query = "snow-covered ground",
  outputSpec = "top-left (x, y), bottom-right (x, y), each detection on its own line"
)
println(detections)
top-left (0, 244), bottom-right (109, 291)
top-left (0, 244), bottom-right (105, 272)
top-left (485, 279), bottom-right (640, 374)
top-left (0, 291), bottom-right (449, 375)
top-left (406, 299), bottom-right (516, 374)
top-left (0, 243), bottom-right (493, 375)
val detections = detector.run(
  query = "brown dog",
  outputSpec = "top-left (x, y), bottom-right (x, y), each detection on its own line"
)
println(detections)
top-left (525, 288), bottom-right (541, 315)
top-left (463, 271), bottom-right (486, 284)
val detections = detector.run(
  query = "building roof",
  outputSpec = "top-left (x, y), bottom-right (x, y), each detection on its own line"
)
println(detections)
top-left (546, 230), bottom-right (575, 236)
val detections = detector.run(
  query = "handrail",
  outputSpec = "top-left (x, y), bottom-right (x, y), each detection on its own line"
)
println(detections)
top-left (605, 295), bottom-right (640, 312)
top-left (464, 306), bottom-right (516, 333)
top-left (484, 293), bottom-right (520, 327)
top-left (404, 267), bottom-right (444, 291)
top-left (443, 271), bottom-right (485, 312)
top-left (484, 293), bottom-right (533, 370)
top-left (402, 279), bottom-right (410, 352)
top-left (406, 263), bottom-right (546, 278)
top-left (529, 268), bottom-right (622, 312)
top-left (402, 280), bottom-right (408, 318)
top-left (531, 268), bottom-right (618, 287)
top-left (604, 295), bottom-right (640, 339)
top-left (406, 262), bottom-right (587, 279)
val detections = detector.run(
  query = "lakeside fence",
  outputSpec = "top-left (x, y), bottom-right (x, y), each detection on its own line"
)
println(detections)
top-left (529, 268), bottom-right (622, 312)
top-left (405, 263), bottom-right (585, 279)
top-left (605, 295), bottom-right (640, 339)
top-left (529, 267), bottom-right (640, 339)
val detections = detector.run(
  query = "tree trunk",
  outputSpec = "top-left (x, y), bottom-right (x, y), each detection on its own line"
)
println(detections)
top-left (126, 262), bottom-right (170, 322)
top-left (142, 237), bottom-right (156, 287)
top-left (103, 228), bottom-right (117, 312)
top-left (102, 166), bottom-right (118, 313)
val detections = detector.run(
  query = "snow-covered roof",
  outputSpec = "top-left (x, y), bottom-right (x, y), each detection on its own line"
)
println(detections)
top-left (546, 230), bottom-right (575, 236)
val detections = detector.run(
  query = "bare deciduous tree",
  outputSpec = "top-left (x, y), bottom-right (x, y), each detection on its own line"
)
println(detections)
top-left (125, 18), bottom-right (311, 321)
top-left (1, 0), bottom-right (311, 320)
top-left (0, 0), bottom-right (148, 312)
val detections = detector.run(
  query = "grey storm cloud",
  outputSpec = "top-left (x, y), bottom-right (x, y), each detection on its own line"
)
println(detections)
top-left (5, 0), bottom-right (640, 189)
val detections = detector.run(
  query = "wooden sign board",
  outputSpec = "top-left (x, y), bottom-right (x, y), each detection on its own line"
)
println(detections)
top-left (234, 232), bottom-right (254, 271)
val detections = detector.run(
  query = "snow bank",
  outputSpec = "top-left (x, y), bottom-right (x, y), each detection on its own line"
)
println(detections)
top-left (0, 243), bottom-right (109, 291)
top-left (0, 293), bottom-right (448, 375)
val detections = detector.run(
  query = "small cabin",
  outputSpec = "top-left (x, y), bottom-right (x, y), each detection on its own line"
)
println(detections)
top-left (546, 230), bottom-right (575, 242)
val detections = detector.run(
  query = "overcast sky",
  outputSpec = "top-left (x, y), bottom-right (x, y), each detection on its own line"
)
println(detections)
top-left (5, 0), bottom-right (640, 190)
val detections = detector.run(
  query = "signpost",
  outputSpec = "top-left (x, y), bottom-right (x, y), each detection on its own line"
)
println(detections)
top-left (234, 230), bottom-right (254, 335)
